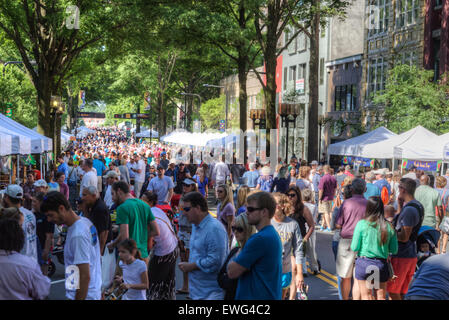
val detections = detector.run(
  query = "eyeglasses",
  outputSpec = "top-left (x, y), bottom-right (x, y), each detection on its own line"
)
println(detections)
top-left (287, 193), bottom-right (296, 198)
top-left (246, 206), bottom-right (262, 213)
top-left (182, 207), bottom-right (191, 212)
top-left (232, 226), bottom-right (244, 233)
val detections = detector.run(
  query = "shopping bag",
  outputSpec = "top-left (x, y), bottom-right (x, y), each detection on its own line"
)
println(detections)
top-left (101, 248), bottom-right (116, 291)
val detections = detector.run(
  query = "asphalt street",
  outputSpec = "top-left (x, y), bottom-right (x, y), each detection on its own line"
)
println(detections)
top-left (48, 191), bottom-right (340, 300)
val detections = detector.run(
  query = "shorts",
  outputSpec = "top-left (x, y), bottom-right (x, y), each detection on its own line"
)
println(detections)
top-left (336, 238), bottom-right (357, 278)
top-left (318, 200), bottom-right (332, 215)
top-left (387, 257), bottom-right (417, 295)
top-left (281, 272), bottom-right (292, 289)
top-left (354, 257), bottom-right (389, 283)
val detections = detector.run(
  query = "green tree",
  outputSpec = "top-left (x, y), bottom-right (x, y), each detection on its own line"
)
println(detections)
top-left (200, 95), bottom-right (226, 130)
top-left (372, 65), bottom-right (449, 134)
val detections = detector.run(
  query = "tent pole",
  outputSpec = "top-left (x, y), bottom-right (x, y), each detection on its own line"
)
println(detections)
top-left (40, 154), bottom-right (42, 178)
top-left (17, 155), bottom-right (19, 184)
top-left (9, 156), bottom-right (12, 184)
top-left (392, 157), bottom-right (395, 171)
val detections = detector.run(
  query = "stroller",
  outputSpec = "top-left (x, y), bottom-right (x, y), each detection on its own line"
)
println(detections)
top-left (416, 226), bottom-right (440, 268)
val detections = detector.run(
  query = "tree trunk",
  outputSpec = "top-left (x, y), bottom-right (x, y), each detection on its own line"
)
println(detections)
top-left (307, 5), bottom-right (320, 163)
top-left (264, 44), bottom-right (278, 159)
top-left (237, 57), bottom-right (248, 163)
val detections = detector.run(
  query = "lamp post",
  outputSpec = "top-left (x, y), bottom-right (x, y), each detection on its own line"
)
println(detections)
top-left (50, 95), bottom-right (64, 164)
top-left (278, 103), bottom-right (300, 164)
top-left (203, 83), bottom-right (229, 130)
top-left (250, 109), bottom-right (266, 158)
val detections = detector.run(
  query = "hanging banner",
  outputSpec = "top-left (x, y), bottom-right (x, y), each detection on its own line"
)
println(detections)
top-left (401, 159), bottom-right (442, 172)
top-left (342, 156), bottom-right (373, 167)
top-left (25, 154), bottom-right (36, 166)
top-left (78, 90), bottom-right (86, 109)
top-left (144, 91), bottom-right (151, 111)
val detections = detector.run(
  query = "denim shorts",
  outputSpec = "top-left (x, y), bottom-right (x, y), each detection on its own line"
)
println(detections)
top-left (354, 256), bottom-right (389, 283)
top-left (281, 272), bottom-right (292, 289)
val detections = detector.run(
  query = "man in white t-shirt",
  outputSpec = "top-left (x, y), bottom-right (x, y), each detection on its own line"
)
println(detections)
top-left (80, 159), bottom-right (98, 198)
top-left (130, 154), bottom-right (146, 197)
top-left (1, 184), bottom-right (38, 263)
top-left (40, 191), bottom-right (102, 300)
top-left (103, 170), bottom-right (119, 209)
top-left (212, 155), bottom-right (230, 187)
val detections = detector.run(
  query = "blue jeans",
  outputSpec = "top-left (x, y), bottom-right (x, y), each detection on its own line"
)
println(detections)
top-left (332, 240), bottom-right (343, 300)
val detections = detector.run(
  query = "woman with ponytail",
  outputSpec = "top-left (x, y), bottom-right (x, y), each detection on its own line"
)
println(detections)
top-left (115, 239), bottom-right (149, 300)
top-left (351, 196), bottom-right (398, 300)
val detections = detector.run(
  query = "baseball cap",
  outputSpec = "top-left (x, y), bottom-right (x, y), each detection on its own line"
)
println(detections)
top-left (183, 178), bottom-right (196, 185)
top-left (311, 160), bottom-right (318, 165)
top-left (157, 165), bottom-right (164, 170)
top-left (103, 171), bottom-right (119, 179)
top-left (34, 179), bottom-right (48, 188)
top-left (3, 185), bottom-right (24, 199)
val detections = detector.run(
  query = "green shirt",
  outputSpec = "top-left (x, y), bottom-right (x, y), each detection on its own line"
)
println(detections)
top-left (414, 185), bottom-right (442, 228)
top-left (351, 219), bottom-right (398, 260)
top-left (116, 198), bottom-right (155, 258)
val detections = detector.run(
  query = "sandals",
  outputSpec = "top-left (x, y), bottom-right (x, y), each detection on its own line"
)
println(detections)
top-left (176, 289), bottom-right (189, 294)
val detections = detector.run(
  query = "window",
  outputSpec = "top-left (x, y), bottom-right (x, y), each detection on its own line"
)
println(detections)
top-left (286, 28), bottom-right (297, 54)
top-left (334, 84), bottom-right (358, 111)
top-left (320, 58), bottom-right (325, 85)
top-left (297, 32), bottom-right (307, 52)
top-left (283, 67), bottom-right (288, 91)
top-left (367, 58), bottom-right (388, 100)
top-left (368, 0), bottom-right (390, 37)
top-left (395, 0), bottom-right (419, 28)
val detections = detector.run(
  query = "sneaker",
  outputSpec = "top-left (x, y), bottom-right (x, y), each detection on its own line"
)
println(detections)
top-left (320, 226), bottom-right (325, 231)
top-left (325, 228), bottom-right (332, 232)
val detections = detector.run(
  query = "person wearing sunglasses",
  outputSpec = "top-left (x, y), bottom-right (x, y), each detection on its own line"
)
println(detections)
top-left (217, 213), bottom-right (256, 300)
top-left (227, 191), bottom-right (283, 300)
top-left (177, 192), bottom-right (228, 300)
top-left (216, 185), bottom-right (236, 243)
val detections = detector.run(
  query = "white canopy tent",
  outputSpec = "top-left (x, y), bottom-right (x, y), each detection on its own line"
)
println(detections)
top-left (0, 113), bottom-right (52, 153)
top-left (33, 128), bottom-right (74, 146)
top-left (358, 126), bottom-right (432, 159)
top-left (327, 126), bottom-right (397, 157)
top-left (135, 129), bottom-right (159, 138)
top-left (0, 127), bottom-right (32, 155)
top-left (160, 130), bottom-right (226, 147)
top-left (392, 127), bottom-right (441, 161)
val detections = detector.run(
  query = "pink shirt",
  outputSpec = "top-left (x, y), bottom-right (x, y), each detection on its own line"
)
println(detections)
top-left (336, 194), bottom-right (368, 239)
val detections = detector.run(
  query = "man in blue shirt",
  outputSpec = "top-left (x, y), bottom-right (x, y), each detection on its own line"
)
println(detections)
top-left (92, 153), bottom-right (107, 193)
top-left (147, 165), bottom-right (174, 204)
top-left (364, 171), bottom-right (381, 199)
top-left (242, 163), bottom-right (260, 188)
top-left (57, 154), bottom-right (69, 184)
top-left (178, 192), bottom-right (228, 300)
top-left (373, 169), bottom-right (391, 196)
top-left (227, 191), bottom-right (283, 300)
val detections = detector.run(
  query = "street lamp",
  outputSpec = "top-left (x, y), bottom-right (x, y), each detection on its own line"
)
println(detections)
top-left (249, 109), bottom-right (266, 158)
top-left (203, 83), bottom-right (229, 130)
top-left (50, 96), bottom-right (64, 163)
top-left (278, 103), bottom-right (300, 163)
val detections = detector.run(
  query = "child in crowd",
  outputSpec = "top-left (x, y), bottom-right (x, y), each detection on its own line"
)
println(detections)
top-left (113, 239), bottom-right (149, 300)
top-left (417, 242), bottom-right (434, 261)
top-left (384, 205), bottom-right (396, 223)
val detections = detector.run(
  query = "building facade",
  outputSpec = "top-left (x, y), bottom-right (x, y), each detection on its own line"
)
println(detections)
top-left (423, 0), bottom-right (449, 80)
top-left (279, 24), bottom-right (330, 161)
top-left (324, 0), bottom-right (365, 151)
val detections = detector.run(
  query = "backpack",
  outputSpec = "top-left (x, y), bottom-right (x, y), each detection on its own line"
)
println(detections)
top-left (381, 186), bottom-right (389, 205)
top-left (393, 201), bottom-right (424, 242)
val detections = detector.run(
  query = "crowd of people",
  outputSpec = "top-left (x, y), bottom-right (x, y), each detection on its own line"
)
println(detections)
top-left (0, 127), bottom-right (448, 300)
